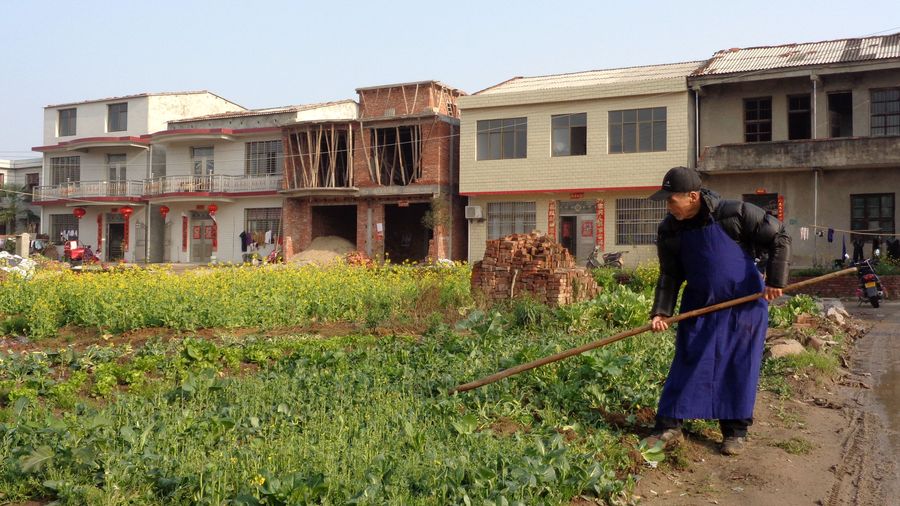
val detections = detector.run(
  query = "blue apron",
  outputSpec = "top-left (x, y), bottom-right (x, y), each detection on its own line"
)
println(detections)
top-left (657, 220), bottom-right (768, 420)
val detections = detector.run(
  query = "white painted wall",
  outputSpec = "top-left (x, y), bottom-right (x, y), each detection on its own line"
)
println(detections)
top-left (43, 97), bottom-right (151, 144)
top-left (162, 133), bottom-right (283, 177)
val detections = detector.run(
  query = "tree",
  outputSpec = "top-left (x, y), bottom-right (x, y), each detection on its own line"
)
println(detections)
top-left (0, 184), bottom-right (38, 234)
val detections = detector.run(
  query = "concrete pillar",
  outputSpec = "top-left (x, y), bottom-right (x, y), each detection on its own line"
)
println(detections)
top-left (16, 233), bottom-right (30, 257)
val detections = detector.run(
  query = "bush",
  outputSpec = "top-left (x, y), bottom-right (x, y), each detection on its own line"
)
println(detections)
top-left (769, 294), bottom-right (819, 328)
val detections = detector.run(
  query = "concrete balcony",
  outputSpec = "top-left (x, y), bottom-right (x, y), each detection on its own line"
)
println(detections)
top-left (698, 135), bottom-right (900, 173)
top-left (34, 180), bottom-right (145, 203)
top-left (143, 174), bottom-right (283, 197)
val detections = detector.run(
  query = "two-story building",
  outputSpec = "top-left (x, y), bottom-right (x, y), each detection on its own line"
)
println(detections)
top-left (693, 33), bottom-right (900, 267)
top-left (0, 157), bottom-right (41, 234)
top-left (148, 101), bottom-right (358, 263)
top-left (281, 80), bottom-right (467, 262)
top-left (32, 91), bottom-right (245, 262)
top-left (459, 62), bottom-right (701, 265)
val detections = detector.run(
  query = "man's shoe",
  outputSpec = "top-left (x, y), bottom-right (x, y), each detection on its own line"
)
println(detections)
top-left (721, 436), bottom-right (746, 455)
top-left (642, 428), bottom-right (684, 449)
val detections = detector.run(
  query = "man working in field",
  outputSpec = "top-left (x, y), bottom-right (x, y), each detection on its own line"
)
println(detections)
top-left (645, 167), bottom-right (791, 455)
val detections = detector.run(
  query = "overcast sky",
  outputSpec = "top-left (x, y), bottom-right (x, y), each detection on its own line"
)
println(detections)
top-left (1, 0), bottom-right (898, 158)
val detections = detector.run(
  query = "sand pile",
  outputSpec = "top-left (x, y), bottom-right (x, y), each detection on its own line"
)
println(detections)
top-left (291, 236), bottom-right (356, 265)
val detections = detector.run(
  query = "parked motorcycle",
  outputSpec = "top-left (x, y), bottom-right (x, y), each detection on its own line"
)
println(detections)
top-left (63, 240), bottom-right (99, 268)
top-left (855, 258), bottom-right (884, 308)
top-left (586, 246), bottom-right (627, 269)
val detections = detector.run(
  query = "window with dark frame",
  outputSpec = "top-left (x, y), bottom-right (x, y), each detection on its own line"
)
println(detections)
top-left (245, 140), bottom-right (284, 176)
top-left (870, 88), bottom-right (900, 137)
top-left (551, 113), bottom-right (587, 156)
top-left (476, 118), bottom-right (527, 160)
top-left (616, 198), bottom-right (667, 245)
top-left (851, 193), bottom-right (895, 235)
top-left (50, 214), bottom-right (79, 245)
top-left (244, 208), bottom-right (282, 238)
top-left (50, 156), bottom-right (80, 185)
top-left (108, 103), bottom-right (128, 132)
top-left (608, 107), bottom-right (666, 153)
top-left (58, 108), bottom-right (76, 136)
top-left (486, 202), bottom-right (536, 239)
top-left (787, 94), bottom-right (811, 140)
top-left (828, 92), bottom-right (853, 138)
top-left (744, 97), bottom-right (772, 142)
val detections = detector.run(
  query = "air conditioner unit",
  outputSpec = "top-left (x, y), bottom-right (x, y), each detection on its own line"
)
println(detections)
top-left (464, 205), bottom-right (483, 220)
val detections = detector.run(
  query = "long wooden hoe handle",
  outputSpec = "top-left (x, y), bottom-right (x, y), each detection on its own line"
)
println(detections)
top-left (449, 267), bottom-right (857, 395)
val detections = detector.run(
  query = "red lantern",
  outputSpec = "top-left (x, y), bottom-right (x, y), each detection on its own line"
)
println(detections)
top-left (207, 204), bottom-right (218, 217)
top-left (159, 206), bottom-right (170, 219)
top-left (119, 206), bottom-right (133, 217)
top-left (73, 207), bottom-right (86, 219)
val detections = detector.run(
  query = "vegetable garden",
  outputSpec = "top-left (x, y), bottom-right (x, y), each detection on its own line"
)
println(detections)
top-left (0, 263), bottom-right (829, 504)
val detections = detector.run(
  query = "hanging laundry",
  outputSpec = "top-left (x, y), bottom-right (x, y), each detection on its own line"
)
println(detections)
top-left (239, 231), bottom-right (249, 252)
top-left (827, 228), bottom-right (834, 242)
top-left (799, 227), bottom-right (809, 240)
top-left (264, 230), bottom-right (273, 244)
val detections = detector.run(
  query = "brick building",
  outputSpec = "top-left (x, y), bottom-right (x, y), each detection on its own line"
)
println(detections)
top-left (281, 81), bottom-right (467, 262)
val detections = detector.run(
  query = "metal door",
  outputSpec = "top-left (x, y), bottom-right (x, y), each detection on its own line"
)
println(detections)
top-left (190, 213), bottom-right (214, 263)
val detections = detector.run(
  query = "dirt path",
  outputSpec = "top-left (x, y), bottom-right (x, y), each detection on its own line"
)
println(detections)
top-left (632, 301), bottom-right (899, 506)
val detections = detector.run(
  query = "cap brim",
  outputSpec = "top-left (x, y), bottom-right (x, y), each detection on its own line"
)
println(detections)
top-left (648, 189), bottom-right (675, 201)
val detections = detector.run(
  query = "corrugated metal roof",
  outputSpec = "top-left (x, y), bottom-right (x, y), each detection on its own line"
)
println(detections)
top-left (476, 61), bottom-right (702, 95)
top-left (694, 32), bottom-right (900, 76)
top-left (169, 100), bottom-right (357, 123)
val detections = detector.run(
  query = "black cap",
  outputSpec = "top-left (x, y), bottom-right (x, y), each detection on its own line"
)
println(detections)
top-left (648, 166), bottom-right (702, 201)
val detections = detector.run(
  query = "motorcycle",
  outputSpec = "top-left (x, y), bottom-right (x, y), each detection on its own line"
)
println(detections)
top-left (586, 246), bottom-right (627, 269)
top-left (855, 258), bottom-right (884, 308)
top-left (63, 240), bottom-right (100, 268)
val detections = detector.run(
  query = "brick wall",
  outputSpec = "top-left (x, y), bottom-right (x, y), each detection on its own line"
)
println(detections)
top-left (282, 198), bottom-right (311, 258)
top-left (788, 274), bottom-right (899, 299)
top-left (358, 82), bottom-right (462, 119)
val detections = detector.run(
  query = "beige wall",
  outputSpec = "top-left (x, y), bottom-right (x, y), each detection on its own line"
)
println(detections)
top-left (170, 102), bottom-right (359, 130)
top-left (42, 148), bottom-right (149, 183)
top-left (43, 97), bottom-right (151, 144)
top-left (147, 94), bottom-right (244, 134)
top-left (466, 191), bottom-right (662, 266)
top-left (703, 167), bottom-right (900, 267)
top-left (161, 133), bottom-right (282, 178)
top-left (698, 68), bottom-right (900, 147)
top-left (459, 91), bottom-right (692, 194)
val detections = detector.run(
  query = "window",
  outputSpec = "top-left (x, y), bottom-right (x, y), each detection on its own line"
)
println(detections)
top-left (487, 202), bottom-right (536, 239)
top-left (244, 208), bottom-right (282, 237)
top-left (51, 214), bottom-right (79, 244)
top-left (828, 92), bottom-right (853, 137)
top-left (58, 108), bottom-right (76, 136)
top-left (744, 97), bottom-right (772, 142)
top-left (0, 173), bottom-right (4, 186)
top-left (787, 94), bottom-right (811, 140)
top-left (108, 103), bottom-right (128, 132)
top-left (246, 140), bottom-right (283, 176)
top-left (107, 154), bottom-right (127, 180)
top-left (608, 107), bottom-right (666, 153)
top-left (851, 194), bottom-right (895, 235)
top-left (616, 198), bottom-right (667, 245)
top-left (871, 88), bottom-right (900, 136)
top-left (551, 113), bottom-right (587, 156)
top-left (742, 193), bottom-right (779, 218)
top-left (50, 156), bottom-right (80, 185)
top-left (25, 173), bottom-right (39, 202)
top-left (476, 118), bottom-right (527, 160)
top-left (192, 147), bottom-right (214, 175)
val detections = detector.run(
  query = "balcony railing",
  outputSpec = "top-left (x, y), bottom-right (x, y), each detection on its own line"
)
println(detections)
top-left (34, 180), bottom-right (144, 201)
top-left (33, 174), bottom-right (284, 202)
top-left (143, 174), bottom-right (282, 196)
top-left (699, 136), bottom-right (900, 172)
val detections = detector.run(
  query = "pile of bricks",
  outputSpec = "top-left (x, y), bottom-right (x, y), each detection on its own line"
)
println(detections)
top-left (471, 232), bottom-right (601, 307)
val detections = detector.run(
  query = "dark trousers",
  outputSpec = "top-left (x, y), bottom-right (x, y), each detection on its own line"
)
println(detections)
top-left (655, 416), bottom-right (752, 438)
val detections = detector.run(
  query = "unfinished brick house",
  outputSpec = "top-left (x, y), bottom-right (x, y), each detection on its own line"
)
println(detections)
top-left (280, 81), bottom-right (467, 262)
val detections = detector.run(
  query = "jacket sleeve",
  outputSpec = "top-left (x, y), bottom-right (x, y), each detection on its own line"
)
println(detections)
top-left (741, 202), bottom-right (792, 288)
top-left (651, 220), bottom-right (685, 317)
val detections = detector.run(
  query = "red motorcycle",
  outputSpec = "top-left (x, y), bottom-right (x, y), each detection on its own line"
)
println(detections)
top-left (63, 240), bottom-right (100, 267)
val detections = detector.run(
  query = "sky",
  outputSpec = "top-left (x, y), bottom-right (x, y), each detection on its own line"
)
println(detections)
top-left (1, 0), bottom-right (898, 158)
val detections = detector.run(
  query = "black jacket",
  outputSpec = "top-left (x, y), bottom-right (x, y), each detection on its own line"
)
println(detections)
top-left (651, 189), bottom-right (792, 317)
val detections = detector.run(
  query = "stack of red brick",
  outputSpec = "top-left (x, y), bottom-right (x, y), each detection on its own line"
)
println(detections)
top-left (471, 232), bottom-right (601, 306)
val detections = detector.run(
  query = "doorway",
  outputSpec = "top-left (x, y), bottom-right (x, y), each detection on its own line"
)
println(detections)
top-left (107, 223), bottom-right (125, 261)
top-left (557, 200), bottom-right (597, 263)
top-left (385, 203), bottom-right (430, 263)
top-left (190, 211), bottom-right (214, 263)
